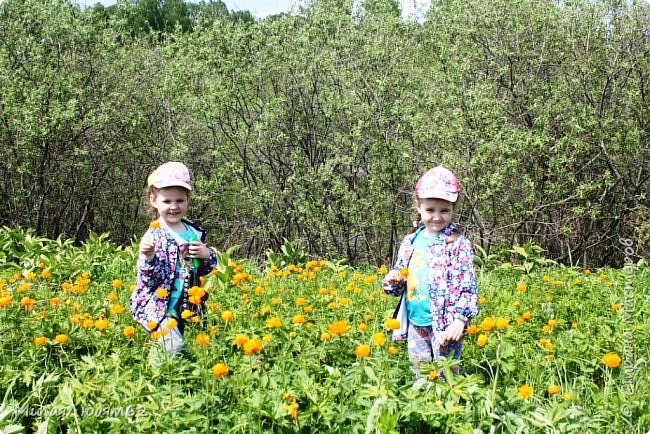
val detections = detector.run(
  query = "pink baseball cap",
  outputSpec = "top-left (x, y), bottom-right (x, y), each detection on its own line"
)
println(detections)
top-left (147, 162), bottom-right (192, 190)
top-left (415, 166), bottom-right (460, 202)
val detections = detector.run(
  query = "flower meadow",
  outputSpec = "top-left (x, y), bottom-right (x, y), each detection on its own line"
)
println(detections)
top-left (0, 228), bottom-right (648, 433)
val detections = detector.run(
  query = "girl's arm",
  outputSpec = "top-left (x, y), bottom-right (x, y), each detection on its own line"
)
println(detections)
top-left (382, 236), bottom-right (412, 296)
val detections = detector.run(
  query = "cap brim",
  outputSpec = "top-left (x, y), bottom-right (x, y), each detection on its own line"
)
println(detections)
top-left (153, 181), bottom-right (192, 191)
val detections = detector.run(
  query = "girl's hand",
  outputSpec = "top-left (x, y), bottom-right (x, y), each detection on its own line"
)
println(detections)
top-left (188, 241), bottom-right (210, 260)
top-left (140, 235), bottom-right (155, 260)
top-left (442, 318), bottom-right (466, 342)
top-left (384, 269), bottom-right (405, 284)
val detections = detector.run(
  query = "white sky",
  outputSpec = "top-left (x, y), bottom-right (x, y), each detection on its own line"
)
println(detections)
top-left (86, 0), bottom-right (432, 20)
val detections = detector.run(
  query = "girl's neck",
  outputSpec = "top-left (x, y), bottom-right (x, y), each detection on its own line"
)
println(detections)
top-left (160, 219), bottom-right (186, 234)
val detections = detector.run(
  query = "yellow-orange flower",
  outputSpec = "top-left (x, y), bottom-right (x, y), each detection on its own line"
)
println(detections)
top-left (54, 334), bottom-right (69, 344)
top-left (385, 318), bottom-right (400, 330)
top-left (34, 336), bottom-right (47, 346)
top-left (82, 319), bottom-right (94, 328)
top-left (292, 314), bottom-right (306, 325)
top-left (195, 333), bottom-right (210, 346)
top-left (243, 338), bottom-right (262, 355)
top-left (165, 318), bottom-right (178, 329)
top-left (40, 269), bottom-right (51, 279)
top-left (95, 318), bottom-right (109, 330)
top-left (111, 279), bottom-right (123, 289)
top-left (20, 296), bottom-right (36, 310)
top-left (611, 304), bottom-right (620, 310)
top-left (354, 344), bottom-right (371, 358)
top-left (480, 316), bottom-right (495, 332)
top-left (106, 292), bottom-right (118, 302)
top-left (181, 309), bottom-right (193, 319)
top-left (146, 320), bottom-right (158, 331)
top-left (466, 325), bottom-right (479, 335)
top-left (518, 384), bottom-right (533, 399)
top-left (357, 322), bottom-right (368, 332)
top-left (266, 317), bottom-right (283, 328)
top-left (233, 335), bottom-right (249, 347)
top-left (602, 352), bottom-right (621, 368)
top-left (149, 220), bottom-right (160, 229)
top-left (516, 282), bottom-right (527, 292)
top-left (387, 346), bottom-right (398, 355)
top-left (372, 332), bottom-right (386, 346)
top-left (123, 326), bottom-right (135, 338)
top-left (428, 370), bottom-right (439, 380)
top-left (321, 332), bottom-right (331, 342)
top-left (399, 268), bottom-right (409, 278)
top-left (49, 297), bottom-right (62, 307)
top-left (522, 311), bottom-right (532, 320)
top-left (212, 363), bottom-right (229, 378)
top-left (477, 334), bottom-right (488, 347)
top-left (547, 384), bottom-right (560, 395)
top-left (109, 304), bottom-right (125, 315)
top-left (327, 320), bottom-right (350, 336)
top-left (221, 310), bottom-right (234, 323)
top-left (496, 317), bottom-right (509, 330)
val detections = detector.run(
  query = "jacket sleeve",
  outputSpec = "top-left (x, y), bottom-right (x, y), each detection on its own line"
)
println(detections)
top-left (449, 237), bottom-right (479, 323)
top-left (382, 235), bottom-right (412, 297)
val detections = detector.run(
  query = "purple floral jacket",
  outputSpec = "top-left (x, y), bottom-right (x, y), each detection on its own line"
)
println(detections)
top-left (382, 225), bottom-right (479, 338)
top-left (130, 220), bottom-right (217, 331)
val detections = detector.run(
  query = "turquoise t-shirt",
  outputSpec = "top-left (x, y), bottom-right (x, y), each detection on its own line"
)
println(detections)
top-left (167, 224), bottom-right (196, 317)
top-left (405, 232), bottom-right (437, 326)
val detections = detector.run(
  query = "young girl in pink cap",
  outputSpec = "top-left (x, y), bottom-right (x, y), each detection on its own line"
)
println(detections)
top-left (382, 166), bottom-right (478, 378)
top-left (130, 162), bottom-right (217, 365)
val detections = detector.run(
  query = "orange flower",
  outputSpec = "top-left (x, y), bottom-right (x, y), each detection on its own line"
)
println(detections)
top-left (149, 220), bottom-right (160, 229)
top-left (109, 304), bottom-right (125, 315)
top-left (233, 335), bottom-right (249, 347)
top-left (387, 346), bottom-right (398, 355)
top-left (399, 268), bottom-right (409, 278)
top-left (95, 318), bottom-right (109, 331)
top-left (111, 279), bottom-right (123, 289)
top-left (221, 310), bottom-right (234, 323)
top-left (212, 363), bottom-right (229, 378)
top-left (195, 333), bottom-right (210, 346)
top-left (20, 296), bottom-right (36, 310)
top-left (354, 344), bottom-right (371, 358)
top-left (34, 336), bottom-right (47, 346)
top-left (602, 352), bottom-right (621, 368)
top-left (477, 334), bottom-right (488, 347)
top-left (243, 338), bottom-right (262, 355)
top-left (165, 318), bottom-right (178, 329)
top-left (106, 292), bottom-right (118, 302)
top-left (427, 370), bottom-right (439, 380)
top-left (372, 332), bottom-right (386, 346)
top-left (49, 297), bottom-right (62, 307)
top-left (357, 322), bottom-right (368, 332)
top-left (82, 319), bottom-right (94, 328)
top-left (320, 332), bottom-right (331, 342)
top-left (466, 325), bottom-right (479, 335)
top-left (123, 326), bottom-right (135, 338)
top-left (516, 282), bottom-right (527, 292)
top-left (385, 318), bottom-right (400, 330)
top-left (146, 320), bottom-right (158, 331)
top-left (518, 384), bottom-right (533, 399)
top-left (496, 317), bottom-right (509, 330)
top-left (292, 314), bottom-right (306, 325)
top-left (522, 311), bottom-right (532, 320)
top-left (547, 384), bottom-right (560, 395)
top-left (480, 316), bottom-right (495, 332)
top-left (328, 320), bottom-right (350, 336)
top-left (266, 317), bottom-right (283, 328)
top-left (40, 269), bottom-right (51, 279)
top-left (54, 334), bottom-right (69, 344)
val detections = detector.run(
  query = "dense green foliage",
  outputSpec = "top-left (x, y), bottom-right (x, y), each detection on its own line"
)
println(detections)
top-left (0, 0), bottom-right (648, 267)
top-left (0, 227), bottom-right (648, 432)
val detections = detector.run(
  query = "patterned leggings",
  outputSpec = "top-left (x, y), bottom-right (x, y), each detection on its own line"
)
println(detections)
top-left (407, 323), bottom-right (463, 377)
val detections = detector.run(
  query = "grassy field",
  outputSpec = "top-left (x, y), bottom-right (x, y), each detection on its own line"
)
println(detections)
top-left (0, 227), bottom-right (648, 433)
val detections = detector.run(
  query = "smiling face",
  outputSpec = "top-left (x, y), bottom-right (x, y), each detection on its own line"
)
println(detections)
top-left (149, 186), bottom-right (189, 230)
top-left (416, 197), bottom-right (454, 236)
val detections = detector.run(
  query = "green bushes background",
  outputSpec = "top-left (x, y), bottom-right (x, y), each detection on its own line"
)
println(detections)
top-left (0, 0), bottom-right (648, 266)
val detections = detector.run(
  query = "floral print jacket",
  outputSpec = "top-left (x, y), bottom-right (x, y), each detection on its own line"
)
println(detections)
top-left (130, 220), bottom-right (217, 331)
top-left (382, 225), bottom-right (479, 337)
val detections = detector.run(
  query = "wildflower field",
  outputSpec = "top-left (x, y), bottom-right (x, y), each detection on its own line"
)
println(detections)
top-left (0, 227), bottom-right (648, 433)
